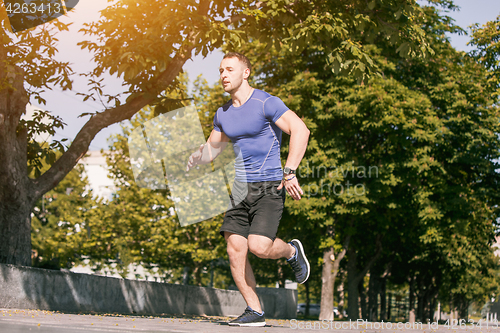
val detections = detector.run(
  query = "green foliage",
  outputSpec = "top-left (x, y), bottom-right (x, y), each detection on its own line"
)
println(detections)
top-left (17, 108), bottom-right (68, 178)
top-left (31, 160), bottom-right (96, 269)
top-left (0, 9), bottom-right (73, 101)
top-left (469, 15), bottom-right (500, 98)
top-left (236, 0), bottom-right (500, 317)
top-left (239, 0), bottom-right (435, 82)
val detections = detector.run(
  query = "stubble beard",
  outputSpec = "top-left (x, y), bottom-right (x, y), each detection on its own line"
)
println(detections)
top-left (224, 78), bottom-right (244, 95)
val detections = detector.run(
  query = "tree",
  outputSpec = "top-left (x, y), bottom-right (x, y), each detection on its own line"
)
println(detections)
top-left (237, 0), bottom-right (500, 322)
top-left (0, 0), bottom-right (435, 266)
top-left (240, 40), bottom-right (445, 320)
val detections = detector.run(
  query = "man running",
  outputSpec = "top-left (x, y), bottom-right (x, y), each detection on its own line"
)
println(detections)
top-left (187, 52), bottom-right (310, 327)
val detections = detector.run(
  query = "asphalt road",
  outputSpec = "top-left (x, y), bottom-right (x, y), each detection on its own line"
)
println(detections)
top-left (0, 309), bottom-right (291, 332)
top-left (1, 309), bottom-right (499, 333)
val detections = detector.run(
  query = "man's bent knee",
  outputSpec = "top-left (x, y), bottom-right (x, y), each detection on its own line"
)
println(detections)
top-left (248, 238), bottom-right (272, 258)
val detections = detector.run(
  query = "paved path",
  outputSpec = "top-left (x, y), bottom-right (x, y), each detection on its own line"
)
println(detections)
top-left (1, 309), bottom-right (499, 333)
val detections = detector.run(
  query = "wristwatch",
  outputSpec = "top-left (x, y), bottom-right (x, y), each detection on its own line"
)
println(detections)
top-left (283, 166), bottom-right (296, 175)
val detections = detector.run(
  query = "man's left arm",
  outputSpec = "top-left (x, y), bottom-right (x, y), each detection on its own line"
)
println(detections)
top-left (275, 110), bottom-right (310, 200)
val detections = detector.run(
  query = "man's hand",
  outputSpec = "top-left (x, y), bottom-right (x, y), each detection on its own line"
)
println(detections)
top-left (278, 176), bottom-right (303, 200)
top-left (186, 144), bottom-right (205, 172)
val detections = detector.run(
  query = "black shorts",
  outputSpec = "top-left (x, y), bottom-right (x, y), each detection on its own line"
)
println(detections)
top-left (220, 180), bottom-right (286, 240)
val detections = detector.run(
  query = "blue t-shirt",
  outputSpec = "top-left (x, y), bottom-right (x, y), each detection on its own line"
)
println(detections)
top-left (213, 89), bottom-right (289, 182)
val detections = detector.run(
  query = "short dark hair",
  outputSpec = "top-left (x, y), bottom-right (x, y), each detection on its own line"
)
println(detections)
top-left (223, 52), bottom-right (252, 75)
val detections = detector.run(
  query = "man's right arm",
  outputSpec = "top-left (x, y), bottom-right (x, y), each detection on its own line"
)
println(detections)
top-left (186, 129), bottom-right (229, 171)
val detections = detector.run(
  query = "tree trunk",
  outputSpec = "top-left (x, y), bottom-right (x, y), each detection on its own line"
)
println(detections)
top-left (338, 275), bottom-right (346, 319)
top-left (387, 292), bottom-right (392, 321)
top-left (416, 283), bottom-right (436, 322)
top-left (368, 271), bottom-right (380, 321)
top-left (380, 277), bottom-right (387, 321)
top-left (194, 265), bottom-right (202, 285)
top-left (347, 246), bottom-right (360, 320)
top-left (431, 290), bottom-right (440, 322)
top-left (305, 282), bottom-right (311, 317)
top-left (359, 281), bottom-right (367, 319)
top-left (430, 293), bottom-right (437, 322)
top-left (454, 294), bottom-right (469, 320)
top-left (277, 263), bottom-right (285, 288)
top-left (209, 261), bottom-right (214, 287)
top-left (320, 247), bottom-right (335, 321)
top-left (449, 300), bottom-right (454, 322)
top-left (417, 292), bottom-right (424, 322)
top-left (409, 277), bottom-right (416, 323)
top-left (347, 237), bottom-right (382, 320)
top-left (0, 50), bottom-right (33, 266)
top-left (0, 206), bottom-right (33, 266)
top-left (182, 266), bottom-right (190, 285)
top-left (319, 234), bottom-right (349, 321)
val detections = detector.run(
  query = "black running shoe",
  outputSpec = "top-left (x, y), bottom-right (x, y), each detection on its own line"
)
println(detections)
top-left (228, 307), bottom-right (266, 327)
top-left (287, 239), bottom-right (310, 284)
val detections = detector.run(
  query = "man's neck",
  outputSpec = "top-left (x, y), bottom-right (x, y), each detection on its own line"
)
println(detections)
top-left (231, 83), bottom-right (254, 107)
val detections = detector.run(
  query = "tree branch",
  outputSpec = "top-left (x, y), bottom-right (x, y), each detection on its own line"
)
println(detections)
top-left (30, 0), bottom-right (214, 202)
top-left (333, 234), bottom-right (351, 266)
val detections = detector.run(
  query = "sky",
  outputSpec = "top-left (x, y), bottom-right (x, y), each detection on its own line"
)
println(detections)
top-left (23, 0), bottom-right (500, 151)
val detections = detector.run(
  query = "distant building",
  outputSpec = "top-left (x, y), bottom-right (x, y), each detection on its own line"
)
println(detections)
top-left (24, 105), bottom-right (116, 200)
top-left (77, 151), bottom-right (116, 201)
top-left (481, 236), bottom-right (500, 321)
top-left (70, 260), bottom-right (166, 282)
top-left (494, 236), bottom-right (500, 257)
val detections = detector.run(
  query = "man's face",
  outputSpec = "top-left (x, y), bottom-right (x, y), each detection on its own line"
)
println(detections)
top-left (219, 57), bottom-right (249, 94)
